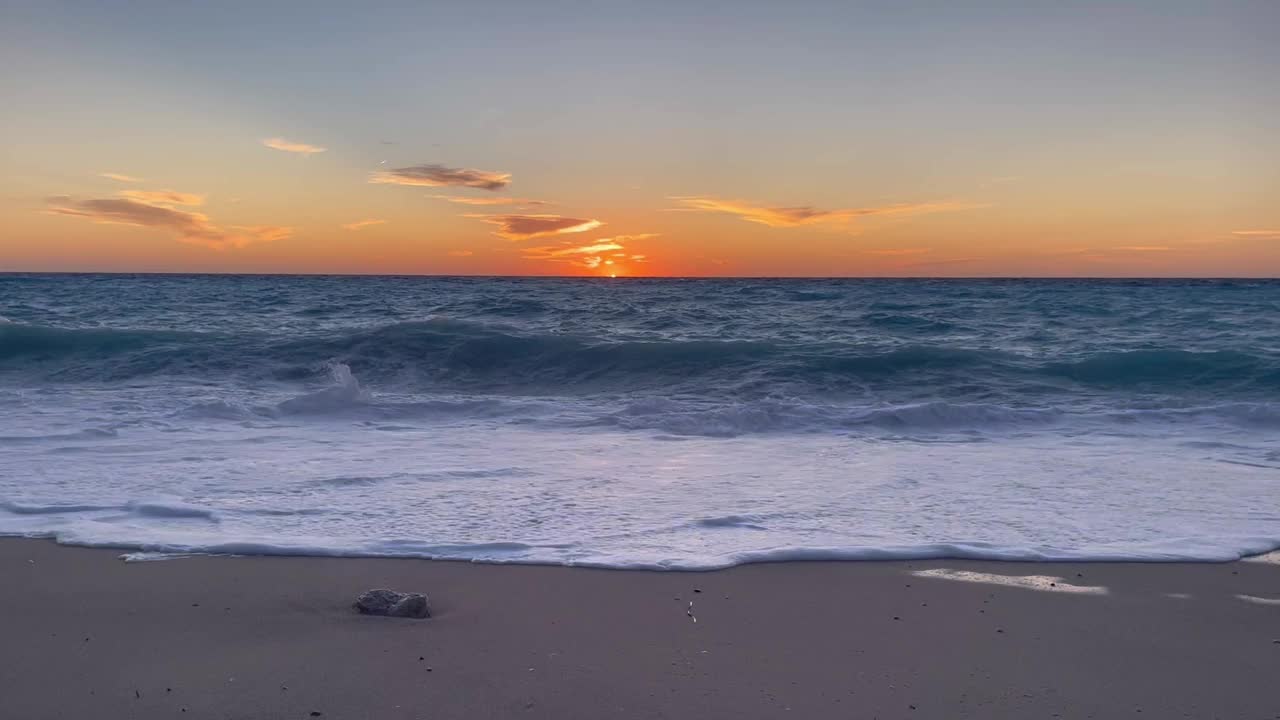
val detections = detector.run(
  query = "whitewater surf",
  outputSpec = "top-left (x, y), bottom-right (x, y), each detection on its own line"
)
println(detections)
top-left (3, 275), bottom-right (1279, 568)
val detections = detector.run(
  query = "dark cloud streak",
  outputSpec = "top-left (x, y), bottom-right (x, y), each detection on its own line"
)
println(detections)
top-left (371, 164), bottom-right (510, 190)
top-left (45, 196), bottom-right (290, 250)
top-left (467, 213), bottom-right (602, 240)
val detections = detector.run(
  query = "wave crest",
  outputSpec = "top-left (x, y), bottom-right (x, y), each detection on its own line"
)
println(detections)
top-left (4, 318), bottom-right (1278, 396)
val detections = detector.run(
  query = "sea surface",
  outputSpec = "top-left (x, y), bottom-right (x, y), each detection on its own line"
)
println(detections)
top-left (2, 274), bottom-right (1279, 568)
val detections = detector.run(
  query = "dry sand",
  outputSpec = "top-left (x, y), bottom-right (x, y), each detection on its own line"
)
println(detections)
top-left (1, 538), bottom-right (1277, 719)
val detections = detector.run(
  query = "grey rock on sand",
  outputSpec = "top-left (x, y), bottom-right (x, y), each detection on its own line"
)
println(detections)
top-left (354, 589), bottom-right (431, 618)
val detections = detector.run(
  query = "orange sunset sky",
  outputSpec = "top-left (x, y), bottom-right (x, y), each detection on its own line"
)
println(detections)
top-left (2, 2), bottom-right (1277, 277)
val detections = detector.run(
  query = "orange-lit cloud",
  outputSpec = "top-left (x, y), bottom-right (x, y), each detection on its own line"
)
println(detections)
top-left (100, 173), bottom-right (142, 183)
top-left (118, 190), bottom-right (205, 207)
top-left (448, 249), bottom-right (474, 257)
top-left (522, 234), bottom-right (656, 269)
top-left (342, 218), bottom-right (386, 231)
top-left (430, 195), bottom-right (549, 207)
top-left (262, 137), bottom-right (327, 155)
top-left (216, 225), bottom-right (294, 249)
top-left (45, 195), bottom-right (291, 250)
top-left (47, 196), bottom-right (215, 234)
top-left (863, 248), bottom-right (931, 256)
top-left (371, 164), bottom-right (510, 190)
top-left (468, 213), bottom-right (602, 240)
top-left (1115, 246), bottom-right (1171, 251)
top-left (901, 256), bottom-right (983, 269)
top-left (524, 241), bottom-right (624, 258)
top-left (669, 196), bottom-right (983, 228)
top-left (1232, 230), bottom-right (1280, 238)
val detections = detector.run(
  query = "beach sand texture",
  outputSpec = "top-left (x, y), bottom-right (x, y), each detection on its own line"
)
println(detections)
top-left (2, 539), bottom-right (1277, 719)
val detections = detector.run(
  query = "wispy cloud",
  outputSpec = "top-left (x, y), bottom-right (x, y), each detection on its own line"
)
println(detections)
top-left (523, 241), bottom-right (624, 259)
top-left (430, 195), bottom-right (549, 207)
top-left (1115, 246), bottom-right (1171, 251)
top-left (371, 164), bottom-right (510, 190)
top-left (1232, 229), bottom-right (1280, 238)
top-left (468, 213), bottom-right (602, 240)
top-left (47, 196), bottom-right (211, 233)
top-left (523, 234), bottom-right (656, 269)
top-left (901, 256), bottom-right (983, 269)
top-left (863, 248), bottom-right (930, 256)
top-left (448, 249), bottom-right (474, 257)
top-left (342, 219), bottom-right (386, 231)
top-left (669, 196), bottom-right (984, 228)
top-left (100, 173), bottom-right (142, 183)
top-left (222, 226), bottom-right (293, 248)
top-left (45, 194), bottom-right (291, 250)
top-left (262, 137), bottom-right (327, 155)
top-left (117, 190), bottom-right (205, 207)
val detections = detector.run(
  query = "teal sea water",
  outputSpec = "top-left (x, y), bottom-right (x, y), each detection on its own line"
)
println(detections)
top-left (2, 274), bottom-right (1278, 567)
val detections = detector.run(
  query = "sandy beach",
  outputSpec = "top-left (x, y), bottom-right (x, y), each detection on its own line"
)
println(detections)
top-left (0, 539), bottom-right (1276, 719)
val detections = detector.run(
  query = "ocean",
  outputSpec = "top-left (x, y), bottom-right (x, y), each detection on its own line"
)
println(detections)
top-left (1, 274), bottom-right (1278, 568)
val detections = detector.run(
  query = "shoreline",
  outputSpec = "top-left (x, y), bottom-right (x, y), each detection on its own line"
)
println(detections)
top-left (2, 537), bottom-right (1277, 719)
top-left (8, 530), bottom-right (1280, 570)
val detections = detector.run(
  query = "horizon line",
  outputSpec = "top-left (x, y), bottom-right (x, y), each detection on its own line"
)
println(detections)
top-left (2, 271), bottom-right (1278, 281)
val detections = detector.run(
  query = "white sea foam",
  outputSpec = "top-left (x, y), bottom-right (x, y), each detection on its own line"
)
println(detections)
top-left (911, 568), bottom-right (1108, 595)
top-left (3, 289), bottom-right (1280, 570)
top-left (1243, 550), bottom-right (1280, 565)
top-left (3, 382), bottom-right (1280, 569)
top-left (275, 363), bottom-right (370, 415)
top-left (1234, 594), bottom-right (1280, 606)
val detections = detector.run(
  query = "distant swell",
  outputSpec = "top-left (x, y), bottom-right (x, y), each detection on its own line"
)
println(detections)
top-left (1044, 350), bottom-right (1274, 388)
top-left (0, 323), bottom-right (198, 362)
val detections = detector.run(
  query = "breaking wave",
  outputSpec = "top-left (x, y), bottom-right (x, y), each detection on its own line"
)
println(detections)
top-left (3, 318), bottom-right (1278, 397)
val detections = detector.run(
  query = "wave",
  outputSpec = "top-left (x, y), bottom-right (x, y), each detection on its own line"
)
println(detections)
top-left (1, 501), bottom-right (120, 514)
top-left (3, 318), bottom-right (1279, 396)
top-left (126, 501), bottom-right (219, 520)
top-left (0, 322), bottom-right (198, 361)
top-left (864, 312), bottom-right (959, 333)
top-left (275, 363), bottom-right (370, 415)
top-left (157, 359), bottom-right (1280, 436)
top-left (697, 514), bottom-right (769, 530)
top-left (1, 499), bottom-right (217, 521)
top-left (162, 357), bottom-right (1280, 436)
top-left (0, 428), bottom-right (118, 444)
top-left (5, 526), bottom-right (1279, 570)
top-left (597, 398), bottom-right (1280, 437)
top-left (173, 400), bottom-right (262, 421)
top-left (1043, 349), bottom-right (1275, 388)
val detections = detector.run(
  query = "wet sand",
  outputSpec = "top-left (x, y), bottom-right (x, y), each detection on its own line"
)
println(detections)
top-left (1, 538), bottom-right (1277, 719)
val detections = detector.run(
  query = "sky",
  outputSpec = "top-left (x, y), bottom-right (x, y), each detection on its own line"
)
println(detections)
top-left (1, 0), bottom-right (1277, 277)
